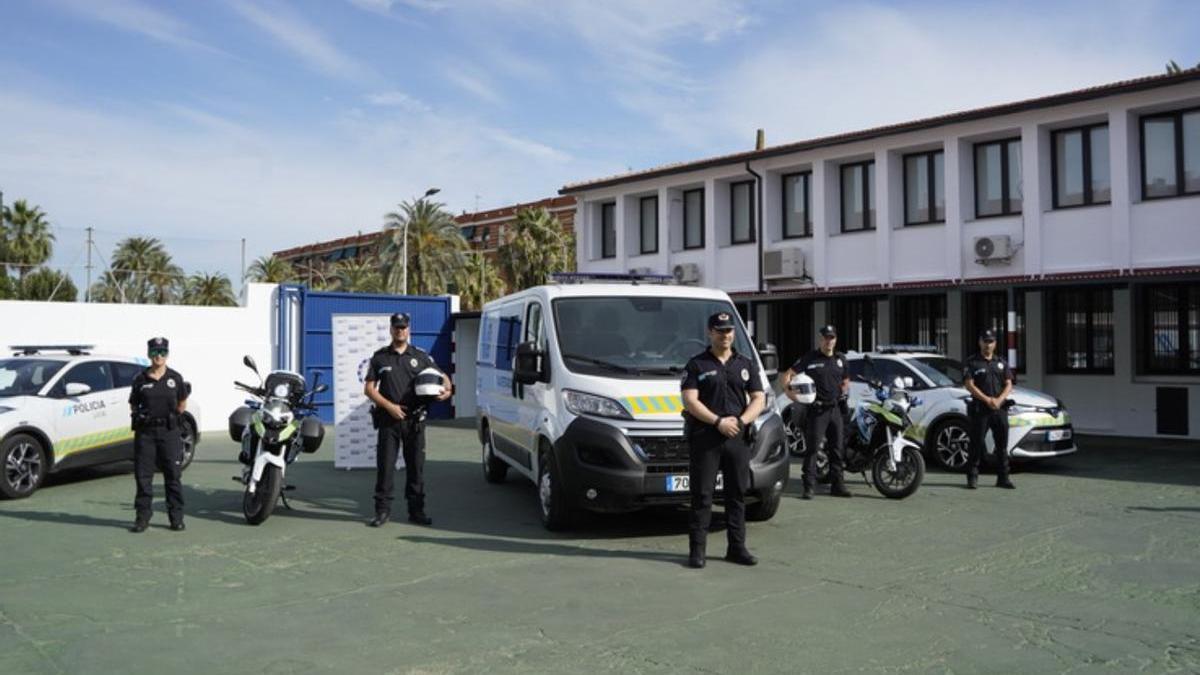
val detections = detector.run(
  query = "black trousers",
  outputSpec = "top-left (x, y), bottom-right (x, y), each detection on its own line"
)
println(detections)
top-left (804, 405), bottom-right (845, 488)
top-left (374, 420), bottom-right (426, 514)
top-left (687, 430), bottom-right (751, 551)
top-left (967, 406), bottom-right (1010, 478)
top-left (133, 426), bottom-right (184, 522)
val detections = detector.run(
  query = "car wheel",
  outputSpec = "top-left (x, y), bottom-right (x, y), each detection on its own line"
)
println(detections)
top-left (929, 420), bottom-right (970, 472)
top-left (783, 404), bottom-right (807, 458)
top-left (179, 417), bottom-right (197, 471)
top-left (538, 444), bottom-right (572, 531)
top-left (481, 426), bottom-right (507, 484)
top-left (1, 434), bottom-right (47, 499)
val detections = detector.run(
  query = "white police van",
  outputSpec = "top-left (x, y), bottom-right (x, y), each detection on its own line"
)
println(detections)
top-left (476, 274), bottom-right (788, 530)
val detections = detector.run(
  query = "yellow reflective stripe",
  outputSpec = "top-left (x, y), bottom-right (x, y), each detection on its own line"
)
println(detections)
top-left (623, 395), bottom-right (684, 415)
top-left (54, 426), bottom-right (134, 460)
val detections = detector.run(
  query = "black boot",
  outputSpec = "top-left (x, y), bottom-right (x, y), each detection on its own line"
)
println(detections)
top-left (830, 482), bottom-right (853, 498)
top-left (966, 474), bottom-right (978, 489)
top-left (996, 476), bottom-right (1016, 489)
top-left (688, 543), bottom-right (706, 569)
top-left (169, 518), bottom-right (185, 532)
top-left (801, 485), bottom-right (813, 500)
top-left (408, 511), bottom-right (433, 526)
top-left (369, 511), bottom-right (390, 527)
top-left (129, 518), bottom-right (149, 533)
top-left (724, 547), bottom-right (758, 566)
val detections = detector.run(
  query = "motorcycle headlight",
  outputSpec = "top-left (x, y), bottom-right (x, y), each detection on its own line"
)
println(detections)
top-left (563, 390), bottom-right (632, 420)
top-left (263, 400), bottom-right (293, 429)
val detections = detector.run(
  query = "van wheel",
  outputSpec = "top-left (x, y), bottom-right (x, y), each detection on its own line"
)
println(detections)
top-left (538, 446), bottom-right (572, 531)
top-left (481, 428), bottom-right (507, 484)
top-left (1, 434), bottom-right (47, 500)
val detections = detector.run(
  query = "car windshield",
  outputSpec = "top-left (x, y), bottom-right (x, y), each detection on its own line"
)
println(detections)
top-left (911, 356), bottom-right (964, 388)
top-left (0, 359), bottom-right (66, 397)
top-left (552, 296), bottom-right (755, 378)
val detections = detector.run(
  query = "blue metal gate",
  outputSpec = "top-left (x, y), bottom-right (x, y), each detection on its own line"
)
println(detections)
top-left (276, 284), bottom-right (455, 423)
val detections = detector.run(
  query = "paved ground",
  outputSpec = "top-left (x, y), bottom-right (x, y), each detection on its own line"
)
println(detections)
top-left (1, 423), bottom-right (1197, 674)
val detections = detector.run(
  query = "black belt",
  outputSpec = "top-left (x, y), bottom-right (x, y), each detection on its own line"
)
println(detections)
top-left (143, 417), bottom-right (173, 427)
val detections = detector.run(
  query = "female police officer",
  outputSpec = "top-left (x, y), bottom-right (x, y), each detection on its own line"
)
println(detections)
top-left (680, 312), bottom-right (765, 569)
top-left (129, 337), bottom-right (189, 533)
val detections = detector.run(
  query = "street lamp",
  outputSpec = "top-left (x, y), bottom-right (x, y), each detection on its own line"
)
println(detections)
top-left (402, 187), bottom-right (440, 296)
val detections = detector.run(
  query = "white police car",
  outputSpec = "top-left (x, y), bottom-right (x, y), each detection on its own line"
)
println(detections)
top-left (0, 345), bottom-right (201, 499)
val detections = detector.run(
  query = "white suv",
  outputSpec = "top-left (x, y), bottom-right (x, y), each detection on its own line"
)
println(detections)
top-left (776, 347), bottom-right (1076, 472)
top-left (0, 346), bottom-right (201, 499)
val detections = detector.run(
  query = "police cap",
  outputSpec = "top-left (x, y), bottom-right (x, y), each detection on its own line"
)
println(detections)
top-left (707, 312), bottom-right (735, 331)
top-left (390, 312), bottom-right (411, 328)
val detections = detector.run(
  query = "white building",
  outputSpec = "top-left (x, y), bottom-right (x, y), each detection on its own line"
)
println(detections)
top-left (562, 70), bottom-right (1200, 440)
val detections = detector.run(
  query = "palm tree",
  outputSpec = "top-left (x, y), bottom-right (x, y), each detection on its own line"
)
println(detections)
top-left (181, 272), bottom-right (237, 306)
top-left (498, 207), bottom-right (575, 291)
top-left (247, 255), bottom-right (296, 283)
top-left (380, 199), bottom-right (467, 295)
top-left (2, 200), bottom-right (55, 282)
top-left (18, 267), bottom-right (77, 302)
top-left (455, 252), bottom-right (506, 311)
top-left (333, 257), bottom-right (384, 293)
top-left (88, 271), bottom-right (126, 303)
top-left (0, 271), bottom-right (17, 300)
top-left (110, 237), bottom-right (181, 303)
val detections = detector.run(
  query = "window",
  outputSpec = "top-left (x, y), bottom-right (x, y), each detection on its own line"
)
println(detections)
top-left (892, 294), bottom-right (948, 354)
top-left (111, 362), bottom-right (143, 388)
top-left (600, 202), bottom-right (616, 259)
top-left (974, 138), bottom-right (1022, 217)
top-left (1053, 124), bottom-right (1110, 208)
top-left (903, 151), bottom-right (945, 225)
top-left (730, 180), bottom-right (755, 244)
top-left (1141, 108), bottom-right (1200, 199)
top-left (782, 172), bottom-right (812, 238)
top-left (639, 196), bottom-right (658, 254)
top-left (964, 291), bottom-right (1026, 371)
top-left (863, 358), bottom-right (925, 390)
top-left (55, 361), bottom-right (113, 396)
top-left (829, 297), bottom-right (878, 352)
top-left (683, 188), bottom-right (705, 249)
top-left (1141, 283), bottom-right (1200, 374)
top-left (840, 161), bottom-right (875, 232)
top-left (1047, 288), bottom-right (1115, 374)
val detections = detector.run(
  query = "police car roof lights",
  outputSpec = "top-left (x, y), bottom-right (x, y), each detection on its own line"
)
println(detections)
top-left (874, 344), bottom-right (941, 354)
top-left (10, 344), bottom-right (95, 356)
top-left (550, 272), bottom-right (675, 285)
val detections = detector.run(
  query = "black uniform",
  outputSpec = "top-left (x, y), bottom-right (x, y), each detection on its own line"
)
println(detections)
top-left (963, 352), bottom-right (1013, 479)
top-left (129, 367), bottom-right (188, 524)
top-left (791, 349), bottom-right (849, 489)
top-left (365, 344), bottom-right (437, 516)
top-left (681, 347), bottom-right (762, 555)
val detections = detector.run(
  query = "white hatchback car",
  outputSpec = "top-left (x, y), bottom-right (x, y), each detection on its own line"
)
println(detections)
top-left (776, 347), bottom-right (1076, 472)
top-left (0, 346), bottom-right (201, 499)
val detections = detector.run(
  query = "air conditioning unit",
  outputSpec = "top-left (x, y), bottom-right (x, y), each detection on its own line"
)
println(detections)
top-left (672, 262), bottom-right (702, 285)
top-left (974, 235), bottom-right (1013, 264)
top-left (763, 247), bottom-right (806, 280)
top-left (628, 266), bottom-right (655, 275)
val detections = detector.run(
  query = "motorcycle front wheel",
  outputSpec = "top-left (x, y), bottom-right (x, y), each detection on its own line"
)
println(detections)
top-left (871, 445), bottom-right (925, 499)
top-left (243, 464), bottom-right (282, 525)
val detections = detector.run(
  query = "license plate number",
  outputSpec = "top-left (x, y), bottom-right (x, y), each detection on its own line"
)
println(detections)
top-left (666, 473), bottom-right (723, 493)
top-left (1047, 429), bottom-right (1072, 442)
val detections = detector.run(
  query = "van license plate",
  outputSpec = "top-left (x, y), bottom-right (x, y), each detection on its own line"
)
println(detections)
top-left (666, 473), bottom-right (723, 492)
top-left (1047, 429), bottom-right (1072, 442)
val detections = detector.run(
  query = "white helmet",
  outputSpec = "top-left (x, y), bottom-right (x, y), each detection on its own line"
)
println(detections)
top-left (414, 367), bottom-right (445, 400)
top-left (788, 373), bottom-right (817, 405)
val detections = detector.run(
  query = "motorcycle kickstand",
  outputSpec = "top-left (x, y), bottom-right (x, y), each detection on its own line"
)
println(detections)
top-left (279, 484), bottom-right (298, 510)
top-left (860, 472), bottom-right (870, 486)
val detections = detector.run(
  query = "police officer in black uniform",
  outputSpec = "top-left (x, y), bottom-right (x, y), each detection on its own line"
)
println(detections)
top-left (963, 329), bottom-right (1016, 490)
top-left (129, 337), bottom-right (189, 533)
top-left (680, 311), bottom-right (765, 569)
top-left (781, 325), bottom-right (852, 499)
top-left (363, 312), bottom-right (453, 527)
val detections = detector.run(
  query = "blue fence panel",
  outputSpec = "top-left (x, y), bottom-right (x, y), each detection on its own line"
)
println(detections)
top-left (279, 285), bottom-right (454, 424)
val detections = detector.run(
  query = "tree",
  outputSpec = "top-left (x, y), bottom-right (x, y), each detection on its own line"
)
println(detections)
top-left (88, 271), bottom-right (126, 303)
top-left (498, 207), bottom-right (575, 291)
top-left (2, 200), bottom-right (55, 282)
top-left (380, 199), bottom-right (467, 295)
top-left (109, 237), bottom-right (182, 303)
top-left (0, 272), bottom-right (15, 300)
top-left (182, 272), bottom-right (237, 306)
top-left (18, 267), bottom-right (77, 302)
top-left (293, 259), bottom-right (335, 290)
top-left (333, 257), bottom-right (384, 293)
top-left (247, 255), bottom-right (296, 283)
top-left (455, 252), bottom-right (506, 311)
top-left (1166, 59), bottom-right (1200, 74)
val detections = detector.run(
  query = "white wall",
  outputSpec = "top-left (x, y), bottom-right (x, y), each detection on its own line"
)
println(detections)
top-left (0, 284), bottom-right (278, 432)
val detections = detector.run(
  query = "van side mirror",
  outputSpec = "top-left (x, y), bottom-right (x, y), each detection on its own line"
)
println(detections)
top-left (513, 341), bottom-right (543, 386)
top-left (757, 342), bottom-right (779, 379)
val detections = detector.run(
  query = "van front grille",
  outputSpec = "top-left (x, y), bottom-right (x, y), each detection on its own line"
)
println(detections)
top-left (629, 436), bottom-right (690, 462)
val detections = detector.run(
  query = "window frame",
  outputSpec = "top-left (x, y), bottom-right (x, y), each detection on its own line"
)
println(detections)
top-left (1140, 107), bottom-right (1200, 201)
top-left (1051, 123), bottom-right (1111, 209)
top-left (902, 150), bottom-right (945, 226)
top-left (683, 188), bottom-right (706, 250)
top-left (1139, 282), bottom-right (1200, 375)
top-left (599, 201), bottom-right (616, 259)
top-left (840, 160), bottom-right (875, 233)
top-left (638, 195), bottom-right (659, 255)
top-left (781, 171), bottom-right (812, 239)
top-left (1046, 287), bottom-right (1116, 375)
top-left (51, 361), bottom-right (114, 397)
top-left (973, 137), bottom-right (1022, 218)
top-left (729, 180), bottom-right (756, 245)
top-left (891, 293), bottom-right (949, 354)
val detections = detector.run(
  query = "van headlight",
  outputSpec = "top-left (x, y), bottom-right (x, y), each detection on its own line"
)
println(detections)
top-left (563, 390), bottom-right (633, 420)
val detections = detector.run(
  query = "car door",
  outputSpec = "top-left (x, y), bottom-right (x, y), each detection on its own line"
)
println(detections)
top-left (514, 300), bottom-right (550, 458)
top-left (489, 304), bottom-right (527, 465)
top-left (49, 361), bottom-right (127, 469)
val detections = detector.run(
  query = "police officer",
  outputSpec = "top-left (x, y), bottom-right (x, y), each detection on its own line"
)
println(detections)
top-left (963, 329), bottom-right (1016, 490)
top-left (781, 325), bottom-right (852, 499)
top-left (680, 312), bottom-right (765, 569)
top-left (129, 337), bottom-right (189, 533)
top-left (363, 312), bottom-right (453, 527)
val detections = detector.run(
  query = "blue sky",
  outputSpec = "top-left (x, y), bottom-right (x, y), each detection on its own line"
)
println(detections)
top-left (1, 0), bottom-right (1197, 292)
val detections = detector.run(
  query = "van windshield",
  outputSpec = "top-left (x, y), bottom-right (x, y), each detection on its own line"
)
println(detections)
top-left (551, 296), bottom-right (754, 378)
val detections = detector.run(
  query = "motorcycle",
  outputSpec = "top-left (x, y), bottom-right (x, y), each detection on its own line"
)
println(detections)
top-left (782, 363), bottom-right (926, 499)
top-left (228, 356), bottom-right (328, 525)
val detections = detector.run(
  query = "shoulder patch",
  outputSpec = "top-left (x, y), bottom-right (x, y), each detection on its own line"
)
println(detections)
top-left (997, 362), bottom-right (1005, 370)
top-left (740, 368), bottom-right (750, 381)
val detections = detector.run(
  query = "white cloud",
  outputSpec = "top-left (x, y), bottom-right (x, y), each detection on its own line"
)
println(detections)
top-left (228, 0), bottom-right (373, 83)
top-left (443, 66), bottom-right (503, 104)
top-left (365, 90), bottom-right (431, 112)
top-left (48, 0), bottom-right (225, 55)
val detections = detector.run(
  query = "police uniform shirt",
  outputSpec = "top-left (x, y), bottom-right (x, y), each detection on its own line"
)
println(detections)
top-left (129, 368), bottom-right (187, 419)
top-left (790, 350), bottom-right (848, 404)
top-left (681, 349), bottom-right (763, 418)
top-left (366, 345), bottom-right (436, 409)
top-left (962, 352), bottom-right (1013, 398)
